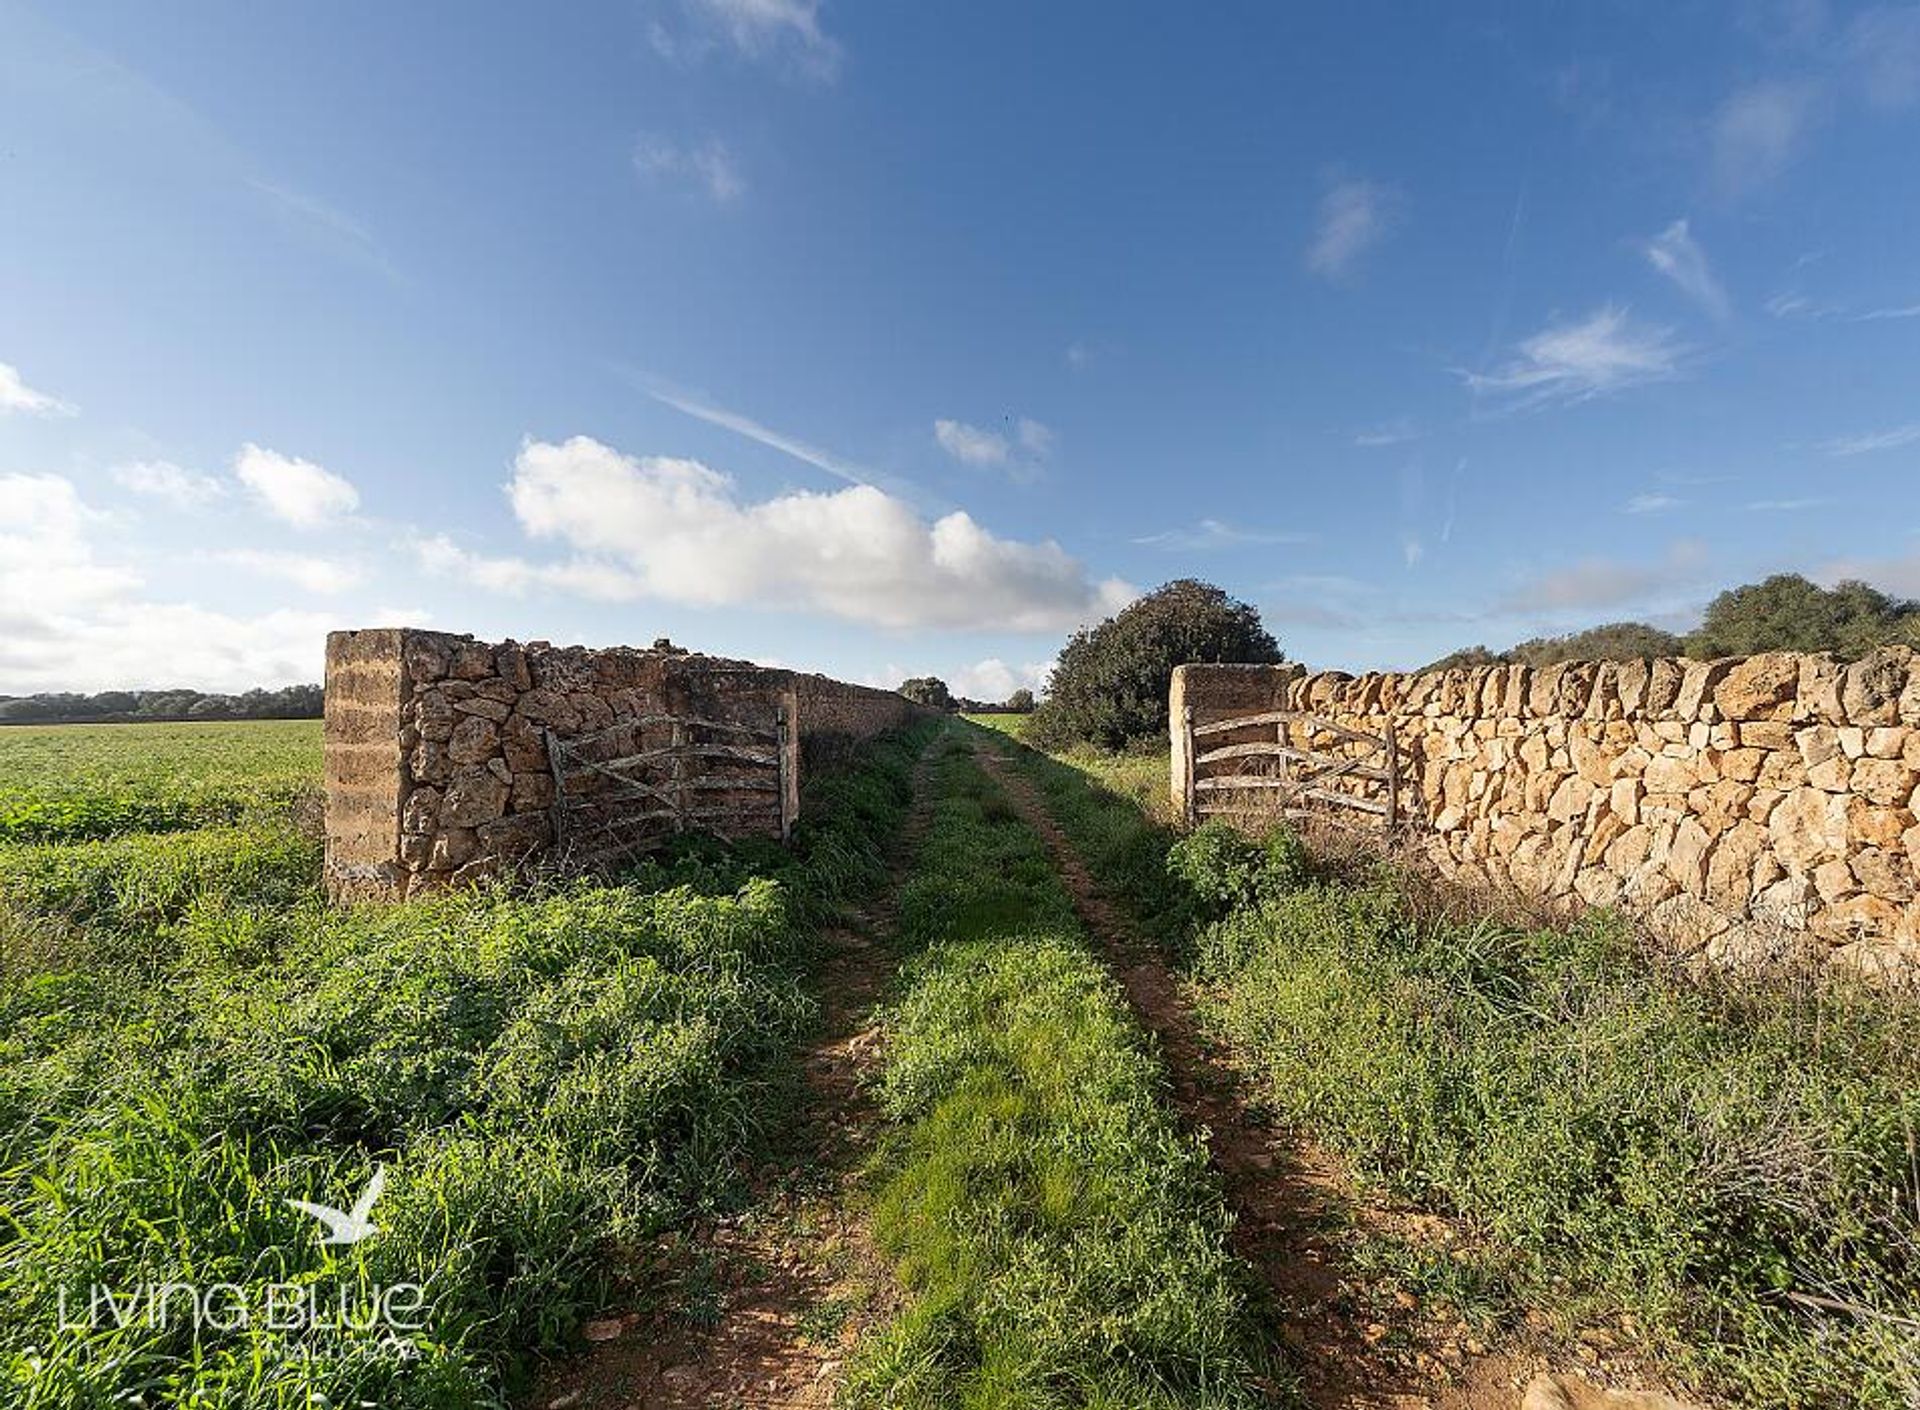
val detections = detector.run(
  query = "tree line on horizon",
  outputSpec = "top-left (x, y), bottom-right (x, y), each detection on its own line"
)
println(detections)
top-left (0, 683), bottom-right (324, 726)
top-left (1422, 573), bottom-right (1920, 673)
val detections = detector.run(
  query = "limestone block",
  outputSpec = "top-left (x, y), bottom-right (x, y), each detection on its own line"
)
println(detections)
top-left (416, 690), bottom-right (455, 743)
top-left (1813, 857), bottom-right (1859, 903)
top-left (401, 786), bottom-right (442, 835)
top-left (1841, 647), bottom-right (1911, 726)
top-left (1769, 787), bottom-right (1849, 874)
top-left (1644, 754), bottom-right (1695, 795)
top-left (1667, 818), bottom-right (1714, 895)
top-left (1851, 758), bottom-right (1916, 807)
top-left (502, 714), bottom-right (545, 772)
top-left (1646, 658), bottom-right (1686, 715)
top-left (1851, 847), bottom-right (1914, 903)
top-left (442, 765), bottom-right (510, 827)
top-left (1738, 720), bottom-right (1793, 750)
top-left (1675, 659), bottom-right (1730, 721)
top-left (1548, 774), bottom-right (1594, 822)
top-left (510, 771), bottom-right (555, 813)
top-left (1706, 821), bottom-right (1767, 911)
top-left (1611, 777), bottom-right (1643, 826)
top-left (1756, 750), bottom-right (1808, 791)
top-left (1715, 748), bottom-right (1765, 783)
top-left (497, 641), bottom-right (533, 691)
top-left (450, 641), bottom-right (496, 680)
top-left (447, 715), bottom-right (502, 765)
top-left (1845, 799), bottom-right (1909, 849)
top-left (410, 739), bottom-right (451, 786)
top-left (403, 634), bottom-right (452, 682)
top-left (1797, 655), bottom-right (1845, 723)
top-left (1868, 725), bottom-right (1909, 759)
top-left (1714, 653), bottom-right (1799, 720)
top-left (430, 826), bottom-right (479, 871)
top-left (1806, 755), bottom-right (1852, 793)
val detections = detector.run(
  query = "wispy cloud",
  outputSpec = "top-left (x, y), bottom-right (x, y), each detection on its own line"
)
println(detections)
top-left (1747, 497), bottom-right (1827, 512)
top-left (113, 460), bottom-right (225, 510)
top-left (1846, 5), bottom-right (1920, 111)
top-left (1497, 540), bottom-right (1708, 612)
top-left (632, 133), bottom-right (745, 203)
top-left (1132, 518), bottom-right (1313, 551)
top-left (215, 549), bottom-right (362, 595)
top-left (1624, 492), bottom-right (1684, 514)
top-left (250, 181), bottom-right (401, 283)
top-left (1643, 219), bottom-right (1729, 319)
top-left (1463, 305), bottom-right (1687, 411)
top-left (1305, 177), bottom-right (1401, 281)
top-left (1819, 423), bottom-right (1920, 456)
top-left (640, 380), bottom-right (881, 488)
top-left (1710, 80), bottom-right (1821, 192)
top-left (1353, 419), bottom-right (1419, 447)
top-left (933, 416), bottom-right (1053, 479)
top-left (652, 0), bottom-right (842, 82)
top-left (1855, 303), bottom-right (1920, 322)
top-left (0, 361), bottom-right (77, 417)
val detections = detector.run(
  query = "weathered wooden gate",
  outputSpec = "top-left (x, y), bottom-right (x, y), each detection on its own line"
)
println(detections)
top-left (1181, 706), bottom-right (1399, 829)
top-left (545, 707), bottom-right (793, 868)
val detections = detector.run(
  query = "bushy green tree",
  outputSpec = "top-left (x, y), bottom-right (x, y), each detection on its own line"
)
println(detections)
top-left (898, 676), bottom-right (953, 709)
top-left (1005, 687), bottom-right (1035, 713)
top-left (1684, 574), bottom-right (1920, 659)
top-left (1511, 621), bottom-right (1684, 666)
top-left (1029, 579), bottom-right (1281, 751)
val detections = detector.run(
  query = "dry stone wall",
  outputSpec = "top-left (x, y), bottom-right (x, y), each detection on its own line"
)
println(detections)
top-left (324, 628), bottom-right (922, 902)
top-left (1172, 649), bottom-right (1920, 977)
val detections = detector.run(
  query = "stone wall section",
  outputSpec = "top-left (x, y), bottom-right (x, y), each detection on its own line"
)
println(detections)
top-left (324, 629), bottom-right (923, 901)
top-left (1172, 649), bottom-right (1920, 975)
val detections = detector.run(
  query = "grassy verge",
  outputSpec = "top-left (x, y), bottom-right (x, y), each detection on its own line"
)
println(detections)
top-left (844, 731), bottom-right (1266, 1408)
top-left (0, 725), bottom-right (927, 1409)
top-left (987, 728), bottom-right (1920, 1410)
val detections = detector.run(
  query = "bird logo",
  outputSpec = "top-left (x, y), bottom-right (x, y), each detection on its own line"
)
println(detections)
top-left (286, 1166), bottom-right (387, 1246)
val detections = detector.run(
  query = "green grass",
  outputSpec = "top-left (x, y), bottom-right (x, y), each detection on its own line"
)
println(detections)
top-left (843, 732), bottom-right (1266, 1409)
top-left (989, 728), bottom-right (1920, 1410)
top-left (0, 720), bottom-right (928, 1408)
top-left (0, 720), bottom-right (323, 842)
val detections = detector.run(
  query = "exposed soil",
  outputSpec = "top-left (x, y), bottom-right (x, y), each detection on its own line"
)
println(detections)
top-left (969, 739), bottom-right (1698, 1410)
top-left (522, 747), bottom-right (937, 1410)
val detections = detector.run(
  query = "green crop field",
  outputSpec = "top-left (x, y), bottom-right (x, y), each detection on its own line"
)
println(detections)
top-left (0, 720), bottom-right (323, 843)
top-left (0, 718), bottom-right (921, 1408)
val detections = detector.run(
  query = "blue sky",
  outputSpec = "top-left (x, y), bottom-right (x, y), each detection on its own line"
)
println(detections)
top-left (3, 1), bottom-right (1919, 696)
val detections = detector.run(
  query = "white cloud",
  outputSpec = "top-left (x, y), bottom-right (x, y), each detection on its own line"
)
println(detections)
top-left (1856, 303), bottom-right (1920, 321)
top-left (1820, 423), bottom-right (1920, 456)
top-left (0, 361), bottom-right (77, 417)
top-left (655, 0), bottom-right (841, 81)
top-left (113, 459), bottom-right (226, 509)
top-left (1624, 493), bottom-right (1684, 514)
top-left (1711, 81), bottom-right (1820, 191)
top-left (1643, 219), bottom-right (1729, 319)
top-left (933, 418), bottom-right (1010, 467)
top-left (1463, 305), bottom-right (1687, 411)
top-left (0, 474), bottom-right (336, 692)
top-left (1305, 177), bottom-right (1400, 281)
top-left (412, 534), bottom-right (647, 602)
top-left (422, 436), bottom-right (1133, 632)
top-left (1065, 341), bottom-right (1091, 371)
top-left (0, 474), bottom-right (141, 617)
top-left (232, 443), bottom-right (360, 528)
top-left (1817, 548), bottom-right (1920, 598)
top-left (949, 657), bottom-right (1052, 702)
top-left (215, 549), bottom-right (362, 595)
top-left (1747, 497), bottom-right (1827, 511)
top-left (934, 416), bottom-right (1053, 478)
top-left (633, 134), bottom-right (745, 203)
top-left (1132, 518), bottom-right (1313, 551)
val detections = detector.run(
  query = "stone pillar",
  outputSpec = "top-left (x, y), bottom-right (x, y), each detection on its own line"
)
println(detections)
top-left (323, 629), bottom-right (410, 902)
